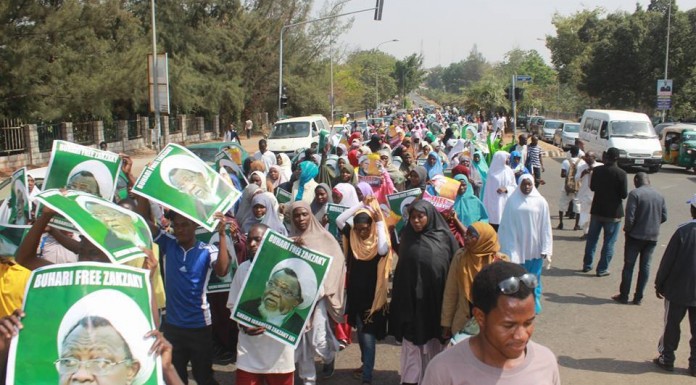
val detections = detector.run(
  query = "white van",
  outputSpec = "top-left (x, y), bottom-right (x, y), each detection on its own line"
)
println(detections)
top-left (579, 109), bottom-right (662, 172)
top-left (267, 115), bottom-right (330, 154)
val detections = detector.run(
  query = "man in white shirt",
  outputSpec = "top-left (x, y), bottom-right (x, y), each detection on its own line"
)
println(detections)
top-left (558, 146), bottom-right (582, 230)
top-left (422, 262), bottom-right (560, 385)
top-left (575, 151), bottom-right (602, 239)
top-left (227, 223), bottom-right (295, 385)
top-left (253, 139), bottom-right (276, 172)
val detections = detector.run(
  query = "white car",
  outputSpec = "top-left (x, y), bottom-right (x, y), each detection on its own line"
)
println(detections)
top-left (559, 122), bottom-right (580, 150)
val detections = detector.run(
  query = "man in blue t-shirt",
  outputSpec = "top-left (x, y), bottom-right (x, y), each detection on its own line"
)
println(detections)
top-left (144, 206), bottom-right (230, 385)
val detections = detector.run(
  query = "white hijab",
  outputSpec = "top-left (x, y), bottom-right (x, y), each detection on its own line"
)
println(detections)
top-left (482, 151), bottom-right (516, 225)
top-left (277, 153), bottom-right (293, 180)
top-left (498, 174), bottom-right (553, 263)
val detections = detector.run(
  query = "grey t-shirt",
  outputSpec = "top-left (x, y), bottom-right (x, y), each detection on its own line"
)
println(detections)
top-left (422, 339), bottom-right (560, 385)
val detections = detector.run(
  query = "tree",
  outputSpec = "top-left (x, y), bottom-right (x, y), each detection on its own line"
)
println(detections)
top-left (393, 53), bottom-right (426, 104)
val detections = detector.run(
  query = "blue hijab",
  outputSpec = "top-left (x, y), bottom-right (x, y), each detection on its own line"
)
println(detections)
top-left (424, 151), bottom-right (444, 179)
top-left (453, 174), bottom-right (489, 226)
top-left (509, 150), bottom-right (530, 184)
top-left (295, 161), bottom-right (319, 201)
top-left (472, 149), bottom-right (489, 199)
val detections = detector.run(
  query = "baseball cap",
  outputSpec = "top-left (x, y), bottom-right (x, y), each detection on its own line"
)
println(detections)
top-left (688, 193), bottom-right (696, 208)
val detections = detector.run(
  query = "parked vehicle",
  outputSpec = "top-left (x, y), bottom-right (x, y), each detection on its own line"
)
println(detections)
top-left (528, 116), bottom-right (545, 135)
top-left (579, 109), bottom-right (662, 172)
top-left (186, 141), bottom-right (249, 167)
top-left (552, 122), bottom-right (580, 150)
top-left (660, 124), bottom-right (696, 170)
top-left (539, 119), bottom-right (565, 143)
top-left (267, 115), bottom-right (330, 154)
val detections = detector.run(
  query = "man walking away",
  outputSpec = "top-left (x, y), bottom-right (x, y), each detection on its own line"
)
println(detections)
top-left (612, 172), bottom-right (667, 305)
top-left (558, 146), bottom-right (582, 230)
top-left (654, 194), bottom-right (696, 376)
top-left (581, 147), bottom-right (627, 277)
top-left (526, 135), bottom-right (544, 188)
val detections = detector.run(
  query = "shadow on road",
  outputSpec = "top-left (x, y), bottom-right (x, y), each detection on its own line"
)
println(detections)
top-left (544, 267), bottom-right (586, 278)
top-left (557, 355), bottom-right (658, 375)
top-left (544, 292), bottom-right (614, 305)
top-left (552, 233), bottom-right (585, 243)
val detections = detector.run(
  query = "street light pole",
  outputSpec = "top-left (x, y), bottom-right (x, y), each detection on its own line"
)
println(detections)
top-left (150, 0), bottom-right (161, 151)
top-left (662, 0), bottom-right (672, 123)
top-left (374, 39), bottom-right (398, 116)
top-left (278, 6), bottom-right (378, 119)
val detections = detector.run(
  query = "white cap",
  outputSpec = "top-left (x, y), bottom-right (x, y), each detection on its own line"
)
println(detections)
top-left (688, 193), bottom-right (696, 208)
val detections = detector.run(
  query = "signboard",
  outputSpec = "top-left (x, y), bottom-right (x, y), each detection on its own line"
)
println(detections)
top-left (516, 75), bottom-right (533, 82)
top-left (148, 53), bottom-right (170, 114)
top-left (657, 96), bottom-right (672, 111)
top-left (657, 79), bottom-right (673, 96)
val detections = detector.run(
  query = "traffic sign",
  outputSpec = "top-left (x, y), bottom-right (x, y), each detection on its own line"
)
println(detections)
top-left (656, 96), bottom-right (672, 110)
top-left (516, 75), bottom-right (532, 82)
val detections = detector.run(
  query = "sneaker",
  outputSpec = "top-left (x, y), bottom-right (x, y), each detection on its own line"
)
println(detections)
top-left (557, 223), bottom-right (564, 230)
top-left (611, 294), bottom-right (628, 304)
top-left (213, 350), bottom-right (235, 365)
top-left (653, 356), bottom-right (674, 372)
top-left (321, 359), bottom-right (335, 378)
top-left (596, 271), bottom-right (611, 277)
top-left (581, 267), bottom-right (592, 273)
top-left (573, 225), bottom-right (582, 231)
top-left (338, 339), bottom-right (348, 351)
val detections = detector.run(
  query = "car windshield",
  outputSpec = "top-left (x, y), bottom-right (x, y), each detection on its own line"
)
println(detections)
top-left (610, 120), bottom-right (656, 138)
top-left (270, 122), bottom-right (310, 139)
top-left (544, 121), bottom-right (564, 129)
top-left (564, 124), bottom-right (580, 133)
top-left (188, 148), bottom-right (219, 164)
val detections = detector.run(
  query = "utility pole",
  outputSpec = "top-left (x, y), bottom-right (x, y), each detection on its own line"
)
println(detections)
top-left (150, 0), bottom-right (161, 151)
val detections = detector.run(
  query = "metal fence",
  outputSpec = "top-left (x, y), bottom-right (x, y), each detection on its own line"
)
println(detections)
top-left (73, 122), bottom-right (94, 145)
top-left (0, 119), bottom-right (26, 155)
top-left (127, 119), bottom-right (141, 139)
top-left (185, 116), bottom-right (196, 134)
top-left (37, 123), bottom-right (62, 152)
top-left (103, 121), bottom-right (120, 143)
top-left (169, 116), bottom-right (180, 133)
top-left (204, 117), bottom-right (213, 132)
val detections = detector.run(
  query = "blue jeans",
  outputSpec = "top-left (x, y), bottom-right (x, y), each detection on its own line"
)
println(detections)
top-left (582, 217), bottom-right (621, 273)
top-left (356, 318), bottom-right (376, 383)
top-left (619, 236), bottom-right (657, 301)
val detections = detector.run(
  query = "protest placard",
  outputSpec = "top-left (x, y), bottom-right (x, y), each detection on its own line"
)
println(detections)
top-left (44, 141), bottom-right (122, 201)
top-left (326, 203), bottom-right (349, 239)
top-left (386, 188), bottom-right (422, 234)
top-left (230, 231), bottom-right (331, 347)
top-left (6, 168), bottom-right (30, 226)
top-left (358, 175), bottom-right (382, 187)
top-left (275, 188), bottom-right (292, 204)
top-left (194, 227), bottom-right (238, 293)
top-left (422, 191), bottom-right (455, 212)
top-left (133, 143), bottom-right (241, 232)
top-left (0, 224), bottom-right (28, 257)
top-left (35, 190), bottom-right (152, 264)
top-left (7, 263), bottom-right (162, 385)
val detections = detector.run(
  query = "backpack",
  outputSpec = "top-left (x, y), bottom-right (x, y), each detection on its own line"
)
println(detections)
top-left (564, 158), bottom-right (582, 194)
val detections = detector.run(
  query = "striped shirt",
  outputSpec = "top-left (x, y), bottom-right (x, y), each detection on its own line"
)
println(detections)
top-left (527, 145), bottom-right (542, 168)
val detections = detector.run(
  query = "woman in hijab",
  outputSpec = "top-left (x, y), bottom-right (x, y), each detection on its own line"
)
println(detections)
top-left (333, 161), bottom-right (358, 186)
top-left (235, 185), bottom-right (263, 229)
top-left (498, 174), bottom-right (552, 314)
top-left (424, 151), bottom-right (444, 179)
top-left (509, 150), bottom-right (530, 183)
top-left (462, 155), bottom-right (483, 198)
top-left (441, 222), bottom-right (505, 339)
top-left (332, 183), bottom-right (360, 208)
top-left (472, 150), bottom-right (489, 199)
top-left (310, 183), bottom-right (332, 226)
top-left (451, 154), bottom-right (471, 180)
top-left (356, 182), bottom-right (375, 202)
top-left (378, 149), bottom-right (405, 191)
top-left (267, 165), bottom-right (287, 192)
top-left (291, 161), bottom-right (319, 204)
top-left (482, 151), bottom-right (516, 231)
top-left (452, 174), bottom-right (488, 227)
top-left (276, 153), bottom-right (293, 180)
top-left (404, 166), bottom-right (428, 192)
top-left (241, 193), bottom-right (287, 235)
top-left (335, 197), bottom-right (392, 385)
top-left (389, 200), bottom-right (458, 384)
top-left (248, 170), bottom-right (269, 192)
top-left (289, 201), bottom-right (346, 385)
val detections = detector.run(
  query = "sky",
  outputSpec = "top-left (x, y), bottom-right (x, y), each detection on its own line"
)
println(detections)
top-left (319, 0), bottom-right (696, 68)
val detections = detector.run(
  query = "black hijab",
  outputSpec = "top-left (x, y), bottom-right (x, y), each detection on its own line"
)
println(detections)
top-left (389, 200), bottom-right (458, 344)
